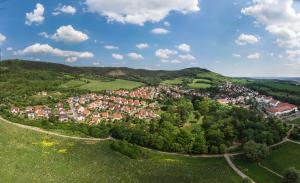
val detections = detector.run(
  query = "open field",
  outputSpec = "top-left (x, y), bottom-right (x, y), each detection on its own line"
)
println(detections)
top-left (232, 142), bottom-right (300, 183)
top-left (262, 142), bottom-right (300, 173)
top-left (161, 78), bottom-right (183, 85)
top-left (61, 79), bottom-right (144, 91)
top-left (232, 156), bottom-right (281, 183)
top-left (188, 82), bottom-right (211, 89)
top-left (0, 119), bottom-right (241, 183)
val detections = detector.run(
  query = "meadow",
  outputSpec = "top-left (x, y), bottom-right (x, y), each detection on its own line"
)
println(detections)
top-left (0, 119), bottom-right (242, 183)
top-left (232, 142), bottom-right (300, 183)
top-left (61, 78), bottom-right (144, 92)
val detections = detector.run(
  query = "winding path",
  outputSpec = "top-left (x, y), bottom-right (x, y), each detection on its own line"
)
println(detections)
top-left (0, 115), bottom-right (299, 182)
top-left (0, 116), bottom-right (112, 142)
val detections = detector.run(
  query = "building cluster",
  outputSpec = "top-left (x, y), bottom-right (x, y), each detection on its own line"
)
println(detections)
top-left (255, 95), bottom-right (298, 117)
top-left (10, 86), bottom-right (179, 126)
top-left (215, 82), bottom-right (298, 117)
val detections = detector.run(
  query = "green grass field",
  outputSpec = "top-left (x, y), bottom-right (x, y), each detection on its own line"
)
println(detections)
top-left (0, 119), bottom-right (241, 183)
top-left (79, 79), bottom-right (144, 91)
top-left (232, 142), bottom-right (300, 183)
top-left (161, 78), bottom-right (183, 85)
top-left (61, 79), bottom-right (144, 91)
top-left (188, 83), bottom-right (211, 89)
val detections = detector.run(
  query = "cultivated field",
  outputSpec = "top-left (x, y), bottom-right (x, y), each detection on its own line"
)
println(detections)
top-left (0, 119), bottom-right (241, 183)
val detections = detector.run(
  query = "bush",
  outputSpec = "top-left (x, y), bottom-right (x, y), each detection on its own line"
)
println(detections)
top-left (283, 167), bottom-right (299, 183)
top-left (110, 140), bottom-right (149, 159)
top-left (243, 140), bottom-right (269, 162)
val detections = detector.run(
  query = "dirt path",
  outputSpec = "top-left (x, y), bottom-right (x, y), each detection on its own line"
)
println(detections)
top-left (224, 154), bottom-right (255, 183)
top-left (0, 116), bottom-right (112, 142)
top-left (258, 163), bottom-right (283, 178)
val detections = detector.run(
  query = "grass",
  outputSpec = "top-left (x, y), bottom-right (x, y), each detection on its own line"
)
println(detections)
top-left (232, 142), bottom-right (300, 183)
top-left (232, 156), bottom-right (282, 183)
top-left (0, 119), bottom-right (242, 183)
top-left (161, 78), bottom-right (183, 85)
top-left (79, 79), bottom-right (144, 91)
top-left (188, 82), bottom-right (211, 89)
top-left (262, 142), bottom-right (300, 173)
top-left (61, 79), bottom-right (145, 91)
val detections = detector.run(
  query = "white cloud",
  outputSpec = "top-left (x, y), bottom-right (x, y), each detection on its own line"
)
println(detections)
top-left (155, 49), bottom-right (177, 59)
top-left (53, 4), bottom-right (76, 15)
top-left (92, 62), bottom-right (101, 66)
top-left (242, 0), bottom-right (300, 49)
top-left (84, 0), bottom-right (200, 25)
top-left (6, 47), bottom-right (13, 51)
top-left (161, 59), bottom-right (181, 64)
top-left (17, 43), bottom-right (94, 62)
top-left (50, 25), bottom-right (89, 44)
top-left (112, 53), bottom-right (124, 60)
top-left (164, 21), bottom-right (171, 27)
top-left (176, 43), bottom-right (191, 52)
top-left (286, 50), bottom-right (300, 60)
top-left (232, 53), bottom-right (241, 58)
top-left (66, 57), bottom-right (78, 63)
top-left (247, 53), bottom-right (261, 60)
top-left (25, 3), bottom-right (45, 25)
top-left (235, 33), bottom-right (260, 45)
top-left (104, 45), bottom-right (119, 50)
top-left (179, 54), bottom-right (196, 61)
top-left (151, 28), bottom-right (170, 34)
top-left (136, 43), bottom-right (149, 49)
top-left (128, 52), bottom-right (144, 60)
top-left (0, 33), bottom-right (6, 44)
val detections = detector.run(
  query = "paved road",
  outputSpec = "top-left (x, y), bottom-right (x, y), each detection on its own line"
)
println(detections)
top-left (0, 116), bottom-right (112, 142)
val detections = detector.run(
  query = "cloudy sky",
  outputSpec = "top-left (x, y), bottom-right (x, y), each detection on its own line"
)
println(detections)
top-left (0, 0), bottom-right (300, 77)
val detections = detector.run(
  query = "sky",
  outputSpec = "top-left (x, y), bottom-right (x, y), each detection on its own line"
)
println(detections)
top-left (0, 0), bottom-right (300, 77)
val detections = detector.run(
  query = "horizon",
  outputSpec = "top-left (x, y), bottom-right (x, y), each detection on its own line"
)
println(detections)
top-left (0, 0), bottom-right (300, 77)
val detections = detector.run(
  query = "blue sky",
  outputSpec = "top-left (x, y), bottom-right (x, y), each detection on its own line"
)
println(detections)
top-left (0, 0), bottom-right (300, 77)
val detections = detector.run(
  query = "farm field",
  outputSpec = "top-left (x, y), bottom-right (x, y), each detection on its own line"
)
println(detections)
top-left (232, 142), bottom-right (300, 183)
top-left (161, 78), bottom-right (183, 85)
top-left (61, 79), bottom-right (144, 91)
top-left (0, 119), bottom-right (242, 183)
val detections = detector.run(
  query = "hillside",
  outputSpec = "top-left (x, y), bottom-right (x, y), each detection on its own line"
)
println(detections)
top-left (0, 118), bottom-right (241, 183)
top-left (0, 59), bottom-right (228, 84)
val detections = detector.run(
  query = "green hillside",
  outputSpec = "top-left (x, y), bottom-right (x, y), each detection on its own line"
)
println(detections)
top-left (0, 119), bottom-right (241, 183)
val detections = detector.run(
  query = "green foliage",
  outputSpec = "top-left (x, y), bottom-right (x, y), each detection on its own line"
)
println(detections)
top-left (243, 141), bottom-right (270, 162)
top-left (242, 178), bottom-right (252, 183)
top-left (283, 167), bottom-right (300, 183)
top-left (110, 140), bottom-right (149, 159)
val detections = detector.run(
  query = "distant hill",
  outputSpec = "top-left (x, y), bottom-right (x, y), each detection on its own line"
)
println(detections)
top-left (0, 59), bottom-right (228, 84)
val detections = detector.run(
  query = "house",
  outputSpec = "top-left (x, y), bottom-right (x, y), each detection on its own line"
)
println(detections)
top-left (269, 100), bottom-right (280, 107)
top-left (266, 103), bottom-right (298, 116)
top-left (101, 112), bottom-right (109, 119)
top-left (27, 112), bottom-right (35, 119)
top-left (10, 107), bottom-right (20, 114)
top-left (76, 114), bottom-right (86, 121)
top-left (217, 98), bottom-right (230, 105)
top-left (89, 117), bottom-right (100, 126)
top-left (26, 106), bottom-right (34, 113)
top-left (112, 112), bottom-right (122, 120)
top-left (59, 114), bottom-right (68, 122)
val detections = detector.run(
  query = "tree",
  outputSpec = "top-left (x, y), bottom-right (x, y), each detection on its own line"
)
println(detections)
top-left (242, 177), bottom-right (252, 183)
top-left (283, 167), bottom-right (299, 183)
top-left (198, 100), bottom-right (209, 116)
top-left (243, 140), bottom-right (269, 162)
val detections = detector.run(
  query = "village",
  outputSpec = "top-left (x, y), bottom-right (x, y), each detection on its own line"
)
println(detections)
top-left (10, 82), bottom-right (299, 126)
top-left (9, 86), bottom-right (184, 126)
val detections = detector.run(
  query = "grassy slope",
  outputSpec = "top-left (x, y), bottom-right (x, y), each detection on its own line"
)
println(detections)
top-left (262, 142), bottom-right (300, 173)
top-left (232, 142), bottom-right (300, 183)
top-left (0, 119), bottom-right (241, 183)
top-left (79, 79), bottom-right (145, 91)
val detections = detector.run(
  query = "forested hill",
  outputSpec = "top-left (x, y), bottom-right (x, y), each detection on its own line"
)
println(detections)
top-left (0, 59), bottom-right (228, 84)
